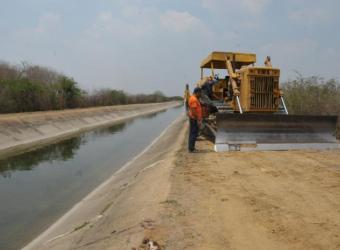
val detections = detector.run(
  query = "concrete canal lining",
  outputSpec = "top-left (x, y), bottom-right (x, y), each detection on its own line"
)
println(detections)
top-left (0, 101), bottom-right (180, 157)
top-left (23, 111), bottom-right (187, 250)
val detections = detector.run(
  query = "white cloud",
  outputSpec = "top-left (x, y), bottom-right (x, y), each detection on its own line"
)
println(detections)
top-left (85, 8), bottom-right (156, 39)
top-left (85, 11), bottom-right (116, 38)
top-left (9, 12), bottom-right (62, 47)
top-left (13, 12), bottom-right (61, 37)
top-left (201, 0), bottom-right (219, 10)
top-left (2, 0), bottom-right (338, 96)
top-left (288, 8), bottom-right (332, 24)
top-left (240, 0), bottom-right (270, 14)
top-left (262, 39), bottom-right (318, 57)
top-left (260, 39), bottom-right (320, 79)
top-left (272, 35), bottom-right (340, 81)
top-left (75, 7), bottom-right (210, 94)
top-left (201, 0), bottom-right (270, 14)
top-left (33, 13), bottom-right (61, 33)
top-left (160, 10), bottom-right (201, 32)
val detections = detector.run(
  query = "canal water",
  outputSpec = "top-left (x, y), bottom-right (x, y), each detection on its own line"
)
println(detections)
top-left (0, 106), bottom-right (183, 250)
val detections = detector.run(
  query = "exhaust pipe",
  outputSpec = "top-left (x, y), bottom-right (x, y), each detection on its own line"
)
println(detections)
top-left (236, 96), bottom-right (243, 114)
top-left (281, 97), bottom-right (289, 115)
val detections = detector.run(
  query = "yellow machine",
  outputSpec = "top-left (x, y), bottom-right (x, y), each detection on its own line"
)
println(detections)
top-left (196, 51), bottom-right (338, 151)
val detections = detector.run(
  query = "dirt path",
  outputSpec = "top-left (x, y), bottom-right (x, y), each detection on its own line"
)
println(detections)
top-left (151, 133), bottom-right (340, 249)
top-left (25, 120), bottom-right (340, 250)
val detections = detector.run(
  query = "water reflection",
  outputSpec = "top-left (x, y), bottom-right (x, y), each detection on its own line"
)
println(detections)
top-left (90, 121), bottom-right (127, 137)
top-left (0, 122), bottom-right (128, 178)
top-left (139, 109), bottom-right (166, 120)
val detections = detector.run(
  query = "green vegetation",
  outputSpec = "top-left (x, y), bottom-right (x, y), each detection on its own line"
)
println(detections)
top-left (0, 62), bottom-right (181, 114)
top-left (282, 75), bottom-right (340, 137)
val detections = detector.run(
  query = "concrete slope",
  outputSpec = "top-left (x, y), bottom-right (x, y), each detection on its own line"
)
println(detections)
top-left (24, 113), bottom-right (186, 250)
top-left (0, 102), bottom-right (180, 157)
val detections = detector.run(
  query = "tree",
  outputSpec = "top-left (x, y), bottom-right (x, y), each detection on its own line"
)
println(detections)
top-left (59, 77), bottom-right (82, 108)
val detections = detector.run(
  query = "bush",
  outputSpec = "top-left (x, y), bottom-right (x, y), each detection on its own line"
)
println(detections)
top-left (282, 75), bottom-right (340, 137)
top-left (0, 61), bottom-right (180, 113)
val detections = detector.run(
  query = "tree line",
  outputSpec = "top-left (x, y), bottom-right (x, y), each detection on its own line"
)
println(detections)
top-left (282, 75), bottom-right (340, 137)
top-left (0, 62), bottom-right (181, 114)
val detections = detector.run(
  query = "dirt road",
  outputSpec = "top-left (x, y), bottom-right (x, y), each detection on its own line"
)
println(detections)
top-left (26, 120), bottom-right (340, 250)
top-left (151, 136), bottom-right (340, 249)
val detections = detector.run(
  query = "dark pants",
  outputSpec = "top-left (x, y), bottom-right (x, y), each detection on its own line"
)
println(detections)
top-left (188, 118), bottom-right (199, 151)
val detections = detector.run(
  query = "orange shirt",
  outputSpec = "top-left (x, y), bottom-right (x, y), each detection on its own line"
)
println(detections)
top-left (188, 95), bottom-right (202, 120)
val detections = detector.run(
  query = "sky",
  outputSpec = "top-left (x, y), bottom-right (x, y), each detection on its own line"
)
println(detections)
top-left (0, 0), bottom-right (339, 95)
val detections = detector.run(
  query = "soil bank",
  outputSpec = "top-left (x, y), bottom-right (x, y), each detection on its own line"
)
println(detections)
top-left (25, 120), bottom-right (340, 250)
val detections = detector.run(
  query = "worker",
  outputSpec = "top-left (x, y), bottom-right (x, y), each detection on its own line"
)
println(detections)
top-left (183, 84), bottom-right (190, 112)
top-left (188, 87), bottom-right (202, 153)
top-left (201, 76), bottom-right (218, 100)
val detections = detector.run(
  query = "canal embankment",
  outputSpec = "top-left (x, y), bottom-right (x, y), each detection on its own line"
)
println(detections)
top-left (22, 109), bottom-right (340, 250)
top-left (15, 100), bottom-right (340, 250)
top-left (1, 106), bottom-right (183, 249)
top-left (0, 102), bottom-right (180, 157)
top-left (24, 111), bottom-right (187, 250)
top-left (26, 119), bottom-right (340, 250)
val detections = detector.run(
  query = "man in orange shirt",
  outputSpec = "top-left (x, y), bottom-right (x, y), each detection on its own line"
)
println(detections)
top-left (188, 87), bottom-right (202, 153)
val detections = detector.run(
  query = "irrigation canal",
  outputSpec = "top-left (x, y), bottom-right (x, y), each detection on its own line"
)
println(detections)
top-left (0, 106), bottom-right (183, 250)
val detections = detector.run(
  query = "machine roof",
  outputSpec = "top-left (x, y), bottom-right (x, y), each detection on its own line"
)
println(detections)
top-left (200, 51), bottom-right (257, 69)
